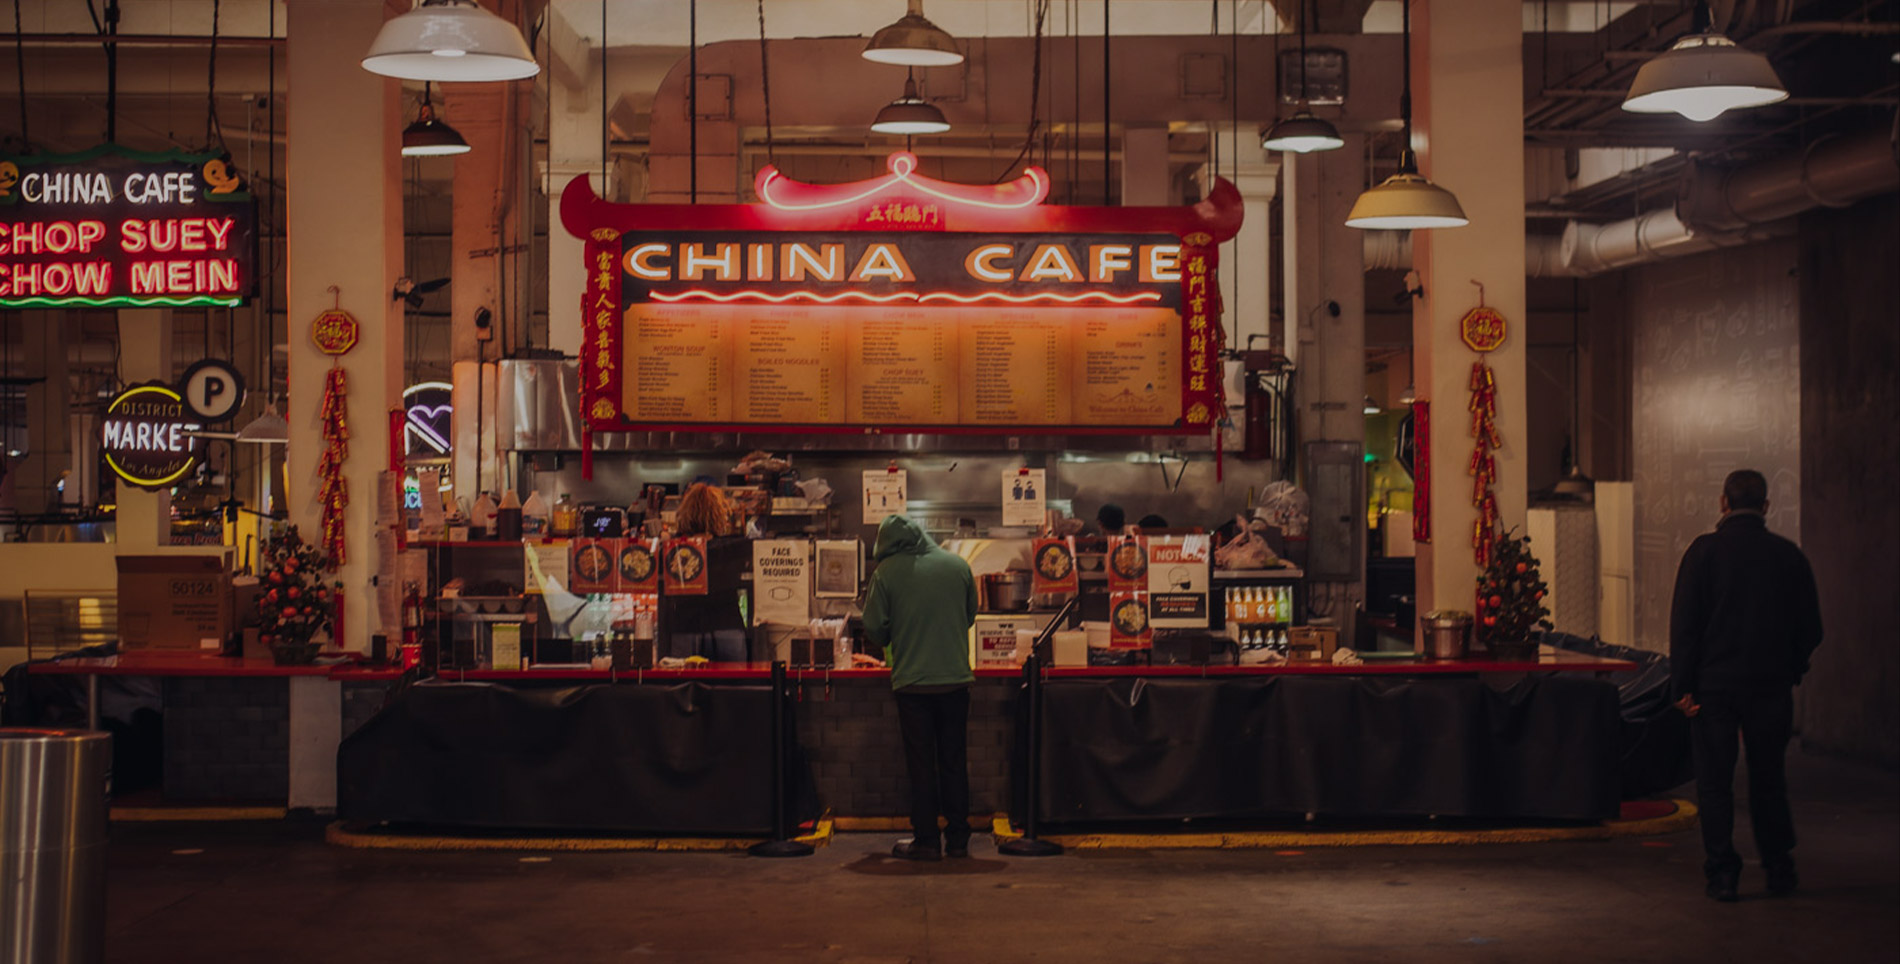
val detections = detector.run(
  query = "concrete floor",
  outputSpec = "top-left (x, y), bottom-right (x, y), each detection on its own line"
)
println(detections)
top-left (104, 750), bottom-right (1897, 964)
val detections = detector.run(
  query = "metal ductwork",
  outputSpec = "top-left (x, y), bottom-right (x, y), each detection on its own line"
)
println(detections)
top-left (1366, 123), bottom-right (1900, 278)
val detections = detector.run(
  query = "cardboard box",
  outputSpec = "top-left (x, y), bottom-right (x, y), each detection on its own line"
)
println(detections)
top-left (1286, 626), bottom-right (1339, 663)
top-left (117, 554), bottom-right (233, 651)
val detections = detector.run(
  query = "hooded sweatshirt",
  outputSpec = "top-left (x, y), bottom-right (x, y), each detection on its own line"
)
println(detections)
top-left (862, 514), bottom-right (978, 691)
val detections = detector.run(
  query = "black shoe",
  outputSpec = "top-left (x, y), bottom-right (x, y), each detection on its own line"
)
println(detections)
top-left (1706, 874), bottom-right (1740, 903)
top-left (1765, 865), bottom-right (1798, 896)
top-left (945, 840), bottom-right (971, 858)
top-left (891, 839), bottom-right (941, 861)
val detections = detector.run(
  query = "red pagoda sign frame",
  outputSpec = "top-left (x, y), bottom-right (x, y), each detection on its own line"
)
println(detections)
top-left (559, 152), bottom-right (1242, 442)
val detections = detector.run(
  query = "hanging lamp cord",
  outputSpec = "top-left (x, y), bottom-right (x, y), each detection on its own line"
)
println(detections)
top-left (757, 0), bottom-right (776, 168)
top-left (11, 0), bottom-right (28, 148)
top-left (205, 0), bottom-right (226, 151)
top-left (996, 0), bottom-right (1051, 182)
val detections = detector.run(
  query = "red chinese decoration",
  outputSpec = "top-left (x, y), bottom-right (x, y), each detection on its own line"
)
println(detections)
top-left (1460, 305), bottom-right (1507, 353)
top-left (318, 367), bottom-right (349, 566)
top-left (1468, 361), bottom-right (1501, 567)
top-left (311, 309), bottom-right (359, 355)
top-left (1179, 231), bottom-right (1224, 431)
top-left (1411, 400), bottom-right (1431, 544)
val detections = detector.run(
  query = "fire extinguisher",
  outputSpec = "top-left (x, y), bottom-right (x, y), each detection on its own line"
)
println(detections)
top-left (1243, 372), bottom-right (1275, 461)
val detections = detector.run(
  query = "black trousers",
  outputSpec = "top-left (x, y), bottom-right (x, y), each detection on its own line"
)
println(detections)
top-left (894, 687), bottom-right (972, 849)
top-left (1691, 688), bottom-right (1797, 877)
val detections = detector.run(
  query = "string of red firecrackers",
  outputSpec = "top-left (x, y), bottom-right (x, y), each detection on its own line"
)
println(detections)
top-left (1468, 361), bottom-right (1501, 567)
top-left (1411, 399), bottom-right (1431, 543)
top-left (318, 367), bottom-right (349, 566)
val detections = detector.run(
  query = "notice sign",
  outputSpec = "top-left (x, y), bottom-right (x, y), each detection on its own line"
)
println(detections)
top-left (0, 145), bottom-right (256, 308)
top-left (102, 382), bottom-right (202, 490)
top-left (752, 539), bottom-right (811, 626)
top-left (1146, 535), bottom-right (1211, 628)
top-left (1002, 469), bottom-right (1047, 528)
top-left (863, 470), bottom-right (908, 526)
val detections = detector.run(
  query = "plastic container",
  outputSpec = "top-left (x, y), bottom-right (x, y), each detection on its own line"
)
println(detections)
top-left (521, 491), bottom-right (549, 537)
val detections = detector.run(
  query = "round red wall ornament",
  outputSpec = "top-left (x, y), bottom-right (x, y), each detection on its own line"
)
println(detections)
top-left (311, 309), bottom-right (359, 356)
top-left (1459, 306), bottom-right (1508, 353)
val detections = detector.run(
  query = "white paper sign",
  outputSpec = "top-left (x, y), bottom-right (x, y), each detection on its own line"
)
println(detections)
top-left (524, 543), bottom-right (569, 595)
top-left (1001, 469), bottom-right (1047, 528)
top-left (862, 469), bottom-right (908, 525)
top-left (1147, 535), bottom-right (1212, 628)
top-left (752, 539), bottom-right (812, 626)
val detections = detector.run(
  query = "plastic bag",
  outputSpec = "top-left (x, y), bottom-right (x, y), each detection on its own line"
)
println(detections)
top-left (1215, 514), bottom-right (1277, 570)
top-left (1255, 481), bottom-right (1310, 537)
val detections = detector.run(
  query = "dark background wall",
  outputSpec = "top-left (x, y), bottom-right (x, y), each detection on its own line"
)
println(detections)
top-left (1796, 195), bottom-right (1900, 768)
top-left (1625, 239), bottom-right (1803, 653)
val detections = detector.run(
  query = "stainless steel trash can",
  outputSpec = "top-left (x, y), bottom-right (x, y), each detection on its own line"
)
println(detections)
top-left (1419, 611), bottom-right (1474, 660)
top-left (2, 728), bottom-right (111, 964)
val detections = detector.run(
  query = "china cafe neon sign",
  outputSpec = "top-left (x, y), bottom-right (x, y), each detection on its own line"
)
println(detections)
top-left (0, 145), bottom-right (257, 308)
top-left (560, 151), bottom-right (1244, 436)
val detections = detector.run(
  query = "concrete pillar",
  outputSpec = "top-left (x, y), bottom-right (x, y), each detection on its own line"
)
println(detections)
top-left (443, 84), bottom-right (520, 501)
top-left (18, 311), bottom-right (69, 516)
top-left (285, 0), bottom-right (404, 654)
top-left (1200, 127), bottom-right (1279, 357)
top-left (1282, 137), bottom-right (1369, 616)
top-left (113, 309), bottom-right (171, 548)
top-left (1409, 0), bottom-right (1527, 620)
top-left (543, 14), bottom-right (612, 358)
top-left (1121, 126), bottom-right (1172, 206)
top-left (1283, 136), bottom-right (1368, 441)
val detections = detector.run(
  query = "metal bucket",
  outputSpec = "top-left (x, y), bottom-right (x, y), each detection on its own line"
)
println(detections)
top-left (2, 728), bottom-right (112, 964)
top-left (1419, 611), bottom-right (1473, 660)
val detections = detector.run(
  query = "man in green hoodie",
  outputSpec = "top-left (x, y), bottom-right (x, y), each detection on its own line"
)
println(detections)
top-left (862, 513), bottom-right (979, 860)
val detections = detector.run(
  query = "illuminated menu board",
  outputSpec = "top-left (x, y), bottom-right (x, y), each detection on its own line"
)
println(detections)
top-left (620, 301), bottom-right (1180, 430)
top-left (0, 145), bottom-right (257, 308)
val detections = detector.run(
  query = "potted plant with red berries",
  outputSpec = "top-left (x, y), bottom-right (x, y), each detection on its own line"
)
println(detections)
top-left (1474, 529), bottom-right (1553, 662)
top-left (256, 525), bottom-right (336, 665)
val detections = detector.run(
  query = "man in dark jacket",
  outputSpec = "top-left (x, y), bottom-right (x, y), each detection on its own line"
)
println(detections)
top-left (1670, 469), bottom-right (1823, 902)
top-left (862, 514), bottom-right (979, 860)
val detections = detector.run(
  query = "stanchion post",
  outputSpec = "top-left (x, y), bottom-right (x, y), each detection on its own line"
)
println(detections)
top-left (750, 660), bottom-right (814, 858)
top-left (1000, 653), bottom-right (1063, 857)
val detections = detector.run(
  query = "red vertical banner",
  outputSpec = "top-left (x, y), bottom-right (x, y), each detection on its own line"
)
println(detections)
top-left (1412, 400), bottom-right (1431, 544)
top-left (583, 229), bottom-right (623, 421)
top-left (1179, 233), bottom-right (1224, 430)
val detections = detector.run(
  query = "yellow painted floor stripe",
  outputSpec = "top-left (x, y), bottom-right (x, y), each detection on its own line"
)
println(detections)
top-left (113, 806), bottom-right (288, 822)
top-left (324, 819), bottom-right (834, 853)
top-left (987, 800), bottom-right (1698, 849)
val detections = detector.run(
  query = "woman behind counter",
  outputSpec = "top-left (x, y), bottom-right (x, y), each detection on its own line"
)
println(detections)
top-left (662, 482), bottom-right (751, 662)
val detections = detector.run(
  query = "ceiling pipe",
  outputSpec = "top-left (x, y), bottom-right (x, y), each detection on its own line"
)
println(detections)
top-left (1367, 120), bottom-right (1898, 278)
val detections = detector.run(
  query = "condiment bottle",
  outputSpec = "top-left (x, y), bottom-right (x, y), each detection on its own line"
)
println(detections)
top-left (471, 492), bottom-right (497, 538)
top-left (521, 491), bottom-right (549, 537)
top-left (551, 493), bottom-right (579, 538)
top-left (495, 489), bottom-right (523, 541)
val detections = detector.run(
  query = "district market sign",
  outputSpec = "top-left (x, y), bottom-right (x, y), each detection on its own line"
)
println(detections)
top-left (0, 144), bottom-right (257, 308)
top-left (102, 382), bottom-right (204, 490)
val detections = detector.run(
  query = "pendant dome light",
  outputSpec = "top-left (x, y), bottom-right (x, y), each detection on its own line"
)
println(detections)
top-left (862, 0), bottom-right (965, 67)
top-left (362, 0), bottom-right (540, 82)
top-left (1262, 0), bottom-right (1343, 153)
top-left (1345, 0), bottom-right (1467, 230)
top-left (401, 84), bottom-right (472, 156)
top-left (1621, 4), bottom-right (1787, 123)
top-left (871, 72), bottom-right (951, 135)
